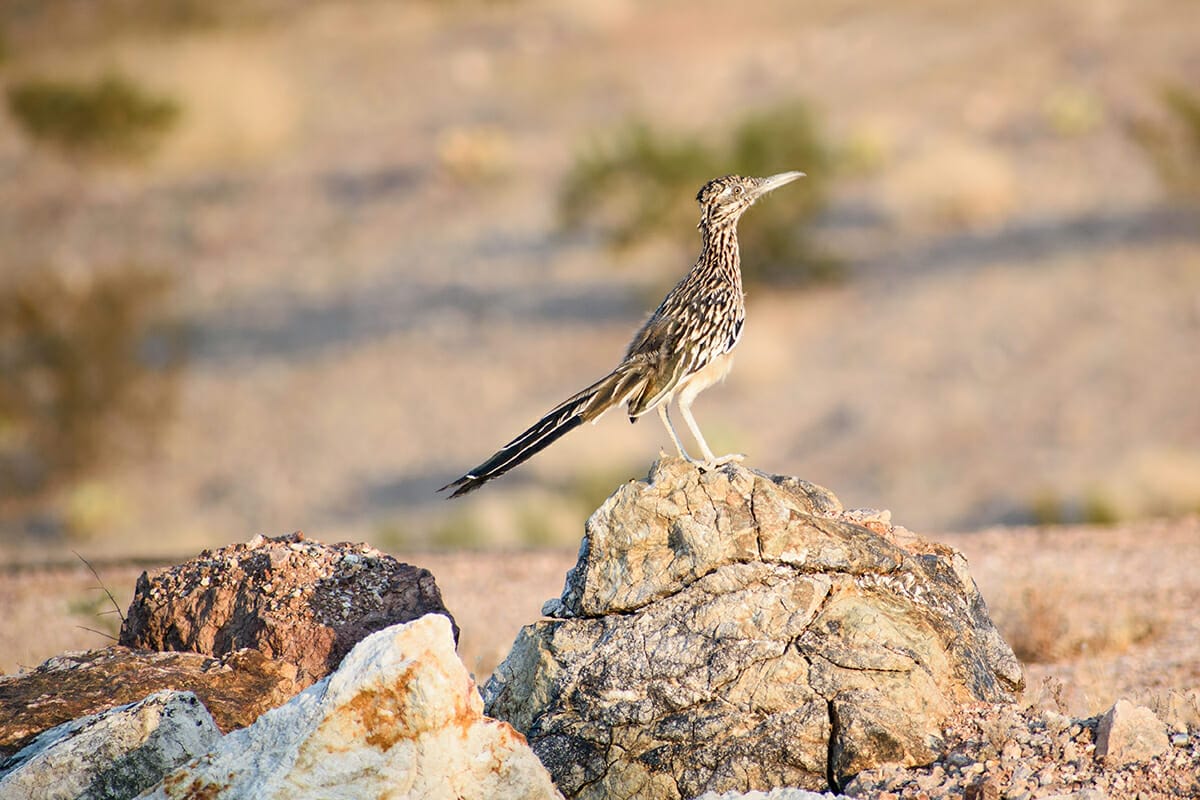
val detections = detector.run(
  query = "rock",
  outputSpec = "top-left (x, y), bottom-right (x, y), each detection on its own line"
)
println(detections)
top-left (691, 790), bottom-right (848, 800)
top-left (963, 776), bottom-right (1000, 800)
top-left (484, 458), bottom-right (1023, 798)
top-left (0, 647), bottom-right (302, 758)
top-left (120, 531), bottom-right (458, 683)
top-left (140, 615), bottom-right (561, 800)
top-left (0, 690), bottom-right (220, 800)
top-left (1094, 699), bottom-right (1169, 766)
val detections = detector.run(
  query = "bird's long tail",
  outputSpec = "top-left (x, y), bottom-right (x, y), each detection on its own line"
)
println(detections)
top-left (440, 367), bottom-right (646, 498)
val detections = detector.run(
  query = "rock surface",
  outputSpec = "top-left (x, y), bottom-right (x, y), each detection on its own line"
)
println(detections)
top-left (0, 647), bottom-right (302, 758)
top-left (1095, 699), bottom-right (1170, 766)
top-left (120, 531), bottom-right (457, 683)
top-left (0, 690), bottom-right (220, 800)
top-left (140, 614), bottom-right (562, 800)
top-left (484, 458), bottom-right (1024, 797)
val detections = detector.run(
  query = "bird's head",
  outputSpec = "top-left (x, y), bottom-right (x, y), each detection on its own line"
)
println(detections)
top-left (696, 171), bottom-right (805, 229)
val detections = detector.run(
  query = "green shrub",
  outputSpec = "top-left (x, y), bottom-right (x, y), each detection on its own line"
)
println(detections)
top-left (6, 72), bottom-right (180, 160)
top-left (560, 102), bottom-right (842, 288)
top-left (1131, 84), bottom-right (1200, 201)
top-left (0, 266), bottom-right (183, 499)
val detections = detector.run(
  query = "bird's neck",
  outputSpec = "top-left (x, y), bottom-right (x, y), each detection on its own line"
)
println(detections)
top-left (697, 222), bottom-right (742, 287)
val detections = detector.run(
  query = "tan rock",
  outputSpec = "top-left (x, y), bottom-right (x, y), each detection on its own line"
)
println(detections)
top-left (140, 615), bottom-right (562, 800)
top-left (1095, 699), bottom-right (1169, 766)
top-left (486, 458), bottom-right (1023, 797)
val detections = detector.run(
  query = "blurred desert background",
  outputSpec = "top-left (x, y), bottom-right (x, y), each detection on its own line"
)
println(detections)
top-left (1, 0), bottom-right (1198, 713)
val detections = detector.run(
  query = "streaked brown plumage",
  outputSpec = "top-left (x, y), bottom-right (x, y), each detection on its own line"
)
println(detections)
top-left (441, 171), bottom-right (805, 498)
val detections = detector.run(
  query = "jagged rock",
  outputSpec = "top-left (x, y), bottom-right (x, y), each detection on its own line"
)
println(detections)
top-left (0, 690), bottom-right (220, 800)
top-left (120, 531), bottom-right (458, 683)
top-left (1095, 699), bottom-right (1169, 766)
top-left (139, 615), bottom-right (562, 800)
top-left (0, 647), bottom-right (302, 759)
top-left (484, 458), bottom-right (1023, 798)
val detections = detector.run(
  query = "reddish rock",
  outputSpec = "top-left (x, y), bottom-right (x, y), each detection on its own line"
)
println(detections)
top-left (119, 532), bottom-right (458, 683)
top-left (0, 646), bottom-right (302, 758)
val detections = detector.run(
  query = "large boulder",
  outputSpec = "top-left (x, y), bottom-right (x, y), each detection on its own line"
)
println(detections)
top-left (0, 690), bottom-right (220, 800)
top-left (483, 458), bottom-right (1023, 798)
top-left (0, 647), bottom-right (302, 759)
top-left (140, 615), bottom-right (562, 800)
top-left (120, 532), bottom-right (458, 683)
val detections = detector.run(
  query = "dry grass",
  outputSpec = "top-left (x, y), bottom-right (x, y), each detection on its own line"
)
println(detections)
top-left (944, 518), bottom-right (1200, 716)
top-left (995, 583), bottom-right (1161, 665)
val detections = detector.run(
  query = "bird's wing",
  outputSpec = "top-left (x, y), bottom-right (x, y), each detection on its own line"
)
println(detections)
top-left (621, 314), bottom-right (694, 418)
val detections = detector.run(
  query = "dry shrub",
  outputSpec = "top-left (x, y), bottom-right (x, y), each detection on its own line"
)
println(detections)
top-left (0, 266), bottom-right (184, 503)
top-left (1131, 84), bottom-right (1200, 202)
top-left (996, 584), bottom-right (1161, 665)
top-left (6, 72), bottom-right (180, 161)
top-left (1128, 688), bottom-right (1200, 733)
top-left (559, 102), bottom-right (843, 289)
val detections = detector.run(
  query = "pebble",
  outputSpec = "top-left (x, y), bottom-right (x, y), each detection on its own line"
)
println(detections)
top-left (1043, 710), bottom-right (1071, 733)
top-left (1170, 732), bottom-right (1189, 747)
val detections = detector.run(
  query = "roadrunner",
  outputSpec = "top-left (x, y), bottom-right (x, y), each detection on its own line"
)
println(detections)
top-left (441, 171), bottom-right (805, 498)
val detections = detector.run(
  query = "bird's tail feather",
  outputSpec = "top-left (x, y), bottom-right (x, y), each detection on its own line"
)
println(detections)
top-left (440, 367), bottom-right (645, 498)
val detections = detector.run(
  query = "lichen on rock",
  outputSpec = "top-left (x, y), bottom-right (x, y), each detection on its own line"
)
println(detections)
top-left (484, 457), bottom-right (1023, 798)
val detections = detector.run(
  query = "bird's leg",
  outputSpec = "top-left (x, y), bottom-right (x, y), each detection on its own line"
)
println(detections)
top-left (657, 404), bottom-right (701, 464)
top-left (677, 388), bottom-right (744, 469)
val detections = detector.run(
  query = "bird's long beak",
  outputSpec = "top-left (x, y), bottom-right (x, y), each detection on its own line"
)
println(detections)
top-left (754, 170), bottom-right (806, 198)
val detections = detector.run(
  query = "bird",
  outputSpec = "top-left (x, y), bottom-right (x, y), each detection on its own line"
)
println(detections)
top-left (440, 170), bottom-right (805, 498)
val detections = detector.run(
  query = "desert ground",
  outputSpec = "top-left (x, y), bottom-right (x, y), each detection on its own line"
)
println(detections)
top-left (1, 0), bottom-right (1198, 764)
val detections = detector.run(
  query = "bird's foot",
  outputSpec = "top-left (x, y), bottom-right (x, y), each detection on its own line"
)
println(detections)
top-left (700, 453), bottom-right (745, 470)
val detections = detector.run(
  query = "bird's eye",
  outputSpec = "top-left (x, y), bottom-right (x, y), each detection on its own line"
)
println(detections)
top-left (731, 185), bottom-right (743, 196)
